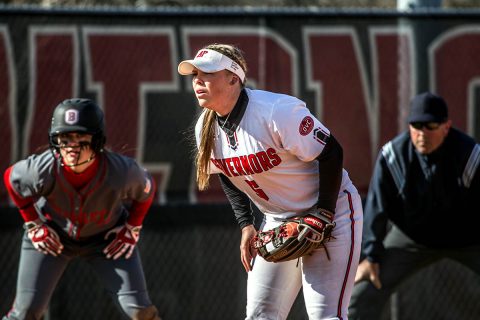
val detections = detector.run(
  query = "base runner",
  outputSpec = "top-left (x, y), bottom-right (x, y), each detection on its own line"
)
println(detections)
top-left (3, 99), bottom-right (160, 320)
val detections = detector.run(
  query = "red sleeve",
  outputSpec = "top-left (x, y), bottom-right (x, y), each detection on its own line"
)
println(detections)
top-left (4, 166), bottom-right (39, 222)
top-left (126, 178), bottom-right (156, 226)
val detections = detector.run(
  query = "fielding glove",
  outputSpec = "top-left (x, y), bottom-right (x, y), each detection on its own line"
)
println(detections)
top-left (251, 213), bottom-right (335, 263)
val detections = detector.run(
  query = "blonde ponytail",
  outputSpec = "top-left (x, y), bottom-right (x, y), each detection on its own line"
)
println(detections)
top-left (196, 109), bottom-right (217, 190)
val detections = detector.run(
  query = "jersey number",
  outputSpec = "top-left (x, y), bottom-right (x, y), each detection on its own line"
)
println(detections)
top-left (245, 180), bottom-right (269, 201)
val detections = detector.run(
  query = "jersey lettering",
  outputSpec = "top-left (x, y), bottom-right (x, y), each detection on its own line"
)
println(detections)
top-left (210, 148), bottom-right (282, 177)
top-left (211, 159), bottom-right (227, 176)
top-left (248, 154), bottom-right (262, 174)
top-left (267, 148), bottom-right (281, 166)
top-left (239, 155), bottom-right (255, 175)
top-left (225, 158), bottom-right (237, 176)
top-left (256, 151), bottom-right (274, 171)
top-left (245, 179), bottom-right (269, 201)
top-left (232, 157), bottom-right (246, 176)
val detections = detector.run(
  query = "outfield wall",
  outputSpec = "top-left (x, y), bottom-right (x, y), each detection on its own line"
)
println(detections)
top-left (1, 7), bottom-right (480, 319)
top-left (1, 7), bottom-right (480, 203)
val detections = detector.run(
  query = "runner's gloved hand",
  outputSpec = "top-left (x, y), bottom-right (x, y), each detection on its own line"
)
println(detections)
top-left (25, 220), bottom-right (64, 256)
top-left (104, 223), bottom-right (141, 260)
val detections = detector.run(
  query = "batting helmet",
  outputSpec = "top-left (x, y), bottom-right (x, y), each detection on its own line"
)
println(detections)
top-left (49, 98), bottom-right (106, 153)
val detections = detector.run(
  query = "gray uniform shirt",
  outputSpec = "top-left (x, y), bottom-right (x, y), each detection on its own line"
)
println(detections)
top-left (9, 150), bottom-right (153, 240)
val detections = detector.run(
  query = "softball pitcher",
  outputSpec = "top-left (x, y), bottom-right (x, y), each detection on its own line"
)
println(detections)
top-left (3, 99), bottom-right (160, 320)
top-left (178, 44), bottom-right (363, 319)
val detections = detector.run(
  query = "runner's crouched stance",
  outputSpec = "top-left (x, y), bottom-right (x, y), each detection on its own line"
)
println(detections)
top-left (179, 44), bottom-right (363, 319)
top-left (3, 99), bottom-right (161, 320)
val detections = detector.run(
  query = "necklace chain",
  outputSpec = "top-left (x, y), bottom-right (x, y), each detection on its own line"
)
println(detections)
top-left (219, 111), bottom-right (232, 130)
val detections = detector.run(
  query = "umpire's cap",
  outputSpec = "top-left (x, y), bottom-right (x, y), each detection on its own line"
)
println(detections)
top-left (407, 92), bottom-right (448, 123)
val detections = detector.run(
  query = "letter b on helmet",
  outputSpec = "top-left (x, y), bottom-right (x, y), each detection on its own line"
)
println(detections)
top-left (49, 98), bottom-right (106, 153)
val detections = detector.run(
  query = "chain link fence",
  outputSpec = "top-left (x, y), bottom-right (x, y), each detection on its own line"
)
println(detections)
top-left (1, 205), bottom-right (480, 319)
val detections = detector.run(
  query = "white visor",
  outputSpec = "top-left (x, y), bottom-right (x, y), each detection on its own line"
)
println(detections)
top-left (178, 49), bottom-right (245, 83)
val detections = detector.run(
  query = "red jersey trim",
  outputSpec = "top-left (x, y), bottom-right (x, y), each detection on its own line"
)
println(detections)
top-left (3, 166), bottom-right (39, 222)
top-left (127, 178), bottom-right (156, 226)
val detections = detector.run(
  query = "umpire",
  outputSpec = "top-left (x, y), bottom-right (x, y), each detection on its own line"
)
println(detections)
top-left (349, 92), bottom-right (480, 319)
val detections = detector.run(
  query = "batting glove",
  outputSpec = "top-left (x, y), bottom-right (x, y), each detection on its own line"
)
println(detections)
top-left (25, 221), bottom-right (64, 256)
top-left (103, 223), bottom-right (141, 260)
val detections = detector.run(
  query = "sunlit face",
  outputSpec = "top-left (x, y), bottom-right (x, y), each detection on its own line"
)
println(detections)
top-left (409, 120), bottom-right (451, 154)
top-left (57, 132), bottom-right (94, 170)
top-left (191, 69), bottom-right (238, 114)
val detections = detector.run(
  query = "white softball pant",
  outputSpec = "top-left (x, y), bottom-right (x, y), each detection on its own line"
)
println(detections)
top-left (246, 189), bottom-right (363, 320)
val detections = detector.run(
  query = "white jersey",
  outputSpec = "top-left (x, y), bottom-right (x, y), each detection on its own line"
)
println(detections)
top-left (195, 88), bottom-right (355, 219)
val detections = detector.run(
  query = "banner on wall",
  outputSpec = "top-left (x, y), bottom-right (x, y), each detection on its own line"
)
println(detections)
top-left (0, 8), bottom-right (479, 204)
